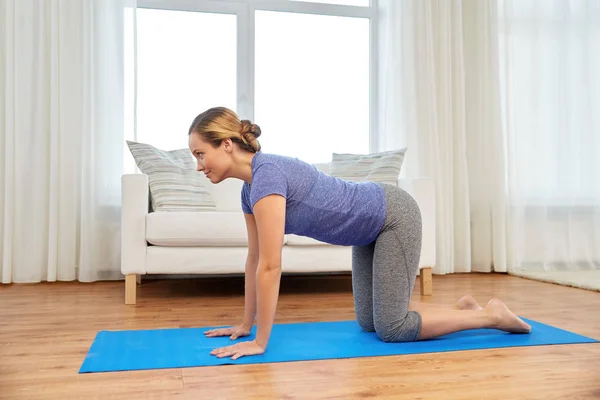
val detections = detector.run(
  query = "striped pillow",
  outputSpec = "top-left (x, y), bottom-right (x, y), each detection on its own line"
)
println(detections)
top-left (329, 148), bottom-right (407, 186)
top-left (126, 140), bottom-right (216, 211)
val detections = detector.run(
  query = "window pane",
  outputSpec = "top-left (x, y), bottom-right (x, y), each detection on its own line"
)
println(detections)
top-left (255, 11), bottom-right (370, 163)
top-left (290, 0), bottom-right (370, 6)
top-left (136, 9), bottom-right (236, 151)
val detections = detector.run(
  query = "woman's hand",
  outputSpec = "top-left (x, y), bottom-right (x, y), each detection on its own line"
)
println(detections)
top-left (210, 339), bottom-right (265, 360)
top-left (203, 324), bottom-right (251, 340)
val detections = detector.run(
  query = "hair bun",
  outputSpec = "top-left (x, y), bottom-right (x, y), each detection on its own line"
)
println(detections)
top-left (240, 119), bottom-right (262, 152)
top-left (240, 119), bottom-right (261, 138)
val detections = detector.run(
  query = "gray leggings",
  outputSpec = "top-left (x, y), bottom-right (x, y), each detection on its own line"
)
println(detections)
top-left (352, 183), bottom-right (423, 342)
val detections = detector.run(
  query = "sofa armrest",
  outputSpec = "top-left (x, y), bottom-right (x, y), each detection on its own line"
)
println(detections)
top-left (398, 177), bottom-right (436, 269)
top-left (121, 174), bottom-right (149, 275)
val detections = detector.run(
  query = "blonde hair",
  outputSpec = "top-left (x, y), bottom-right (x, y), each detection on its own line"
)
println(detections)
top-left (188, 107), bottom-right (261, 153)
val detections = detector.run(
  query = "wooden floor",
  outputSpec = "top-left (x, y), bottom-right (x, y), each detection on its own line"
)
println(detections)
top-left (1, 273), bottom-right (599, 399)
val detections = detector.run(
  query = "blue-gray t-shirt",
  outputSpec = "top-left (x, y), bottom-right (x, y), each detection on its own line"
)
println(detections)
top-left (241, 151), bottom-right (386, 246)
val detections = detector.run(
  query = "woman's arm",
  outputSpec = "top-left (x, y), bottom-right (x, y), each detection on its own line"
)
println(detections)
top-left (208, 194), bottom-right (285, 359)
top-left (252, 194), bottom-right (286, 349)
top-left (242, 213), bottom-right (259, 328)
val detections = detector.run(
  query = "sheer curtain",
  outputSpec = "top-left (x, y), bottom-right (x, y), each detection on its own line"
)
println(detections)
top-left (377, 0), bottom-right (505, 274)
top-left (498, 0), bottom-right (600, 273)
top-left (1, 0), bottom-right (135, 283)
top-left (378, 0), bottom-right (600, 275)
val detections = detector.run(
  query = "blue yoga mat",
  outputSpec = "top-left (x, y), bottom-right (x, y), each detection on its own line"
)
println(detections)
top-left (79, 318), bottom-right (598, 373)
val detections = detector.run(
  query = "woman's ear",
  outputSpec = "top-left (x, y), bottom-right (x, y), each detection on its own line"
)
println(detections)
top-left (222, 138), bottom-right (233, 152)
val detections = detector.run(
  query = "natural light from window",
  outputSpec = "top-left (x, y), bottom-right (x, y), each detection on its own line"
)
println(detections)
top-left (125, 4), bottom-right (372, 168)
top-left (135, 9), bottom-right (237, 151)
top-left (255, 11), bottom-right (370, 163)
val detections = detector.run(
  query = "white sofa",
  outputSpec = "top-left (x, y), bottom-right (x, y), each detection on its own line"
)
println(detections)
top-left (121, 163), bottom-right (436, 304)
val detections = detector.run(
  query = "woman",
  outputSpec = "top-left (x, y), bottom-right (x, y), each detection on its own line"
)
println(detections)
top-left (188, 107), bottom-right (531, 361)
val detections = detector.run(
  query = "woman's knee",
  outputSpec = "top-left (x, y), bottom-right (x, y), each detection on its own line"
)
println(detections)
top-left (374, 311), bottom-right (421, 343)
top-left (357, 316), bottom-right (375, 333)
top-left (374, 323), bottom-right (403, 342)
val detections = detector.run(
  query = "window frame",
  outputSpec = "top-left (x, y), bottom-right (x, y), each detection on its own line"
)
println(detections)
top-left (135, 0), bottom-right (379, 152)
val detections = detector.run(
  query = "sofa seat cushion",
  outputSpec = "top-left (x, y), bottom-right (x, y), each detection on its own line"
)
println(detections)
top-left (146, 211), bottom-right (250, 246)
top-left (285, 234), bottom-right (330, 246)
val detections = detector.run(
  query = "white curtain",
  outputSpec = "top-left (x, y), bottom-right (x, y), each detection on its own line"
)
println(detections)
top-left (0, 0), bottom-right (134, 283)
top-left (462, 0), bottom-right (509, 273)
top-left (378, 0), bottom-right (504, 274)
top-left (498, 0), bottom-right (600, 273)
top-left (378, 0), bottom-right (600, 274)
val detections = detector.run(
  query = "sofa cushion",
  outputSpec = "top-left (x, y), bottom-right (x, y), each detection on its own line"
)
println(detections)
top-left (126, 140), bottom-right (216, 211)
top-left (146, 211), bottom-right (290, 247)
top-left (146, 211), bottom-right (249, 246)
top-left (285, 234), bottom-right (330, 246)
top-left (145, 244), bottom-right (352, 274)
top-left (329, 148), bottom-right (407, 186)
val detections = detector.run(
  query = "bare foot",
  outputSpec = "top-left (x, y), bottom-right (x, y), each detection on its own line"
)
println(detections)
top-left (455, 295), bottom-right (483, 311)
top-left (485, 298), bottom-right (531, 333)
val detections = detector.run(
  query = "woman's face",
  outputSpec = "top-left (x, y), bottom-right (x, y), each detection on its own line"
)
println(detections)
top-left (188, 133), bottom-right (231, 184)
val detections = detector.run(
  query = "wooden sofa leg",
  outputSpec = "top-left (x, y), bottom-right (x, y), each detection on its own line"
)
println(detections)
top-left (125, 274), bottom-right (137, 305)
top-left (420, 267), bottom-right (433, 296)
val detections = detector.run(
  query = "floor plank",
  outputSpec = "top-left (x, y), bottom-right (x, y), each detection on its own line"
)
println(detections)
top-left (1, 273), bottom-right (599, 399)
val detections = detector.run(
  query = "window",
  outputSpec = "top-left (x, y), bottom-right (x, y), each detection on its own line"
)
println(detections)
top-left (136, 9), bottom-right (237, 151)
top-left (125, 0), bottom-right (376, 167)
top-left (255, 11), bottom-right (370, 162)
